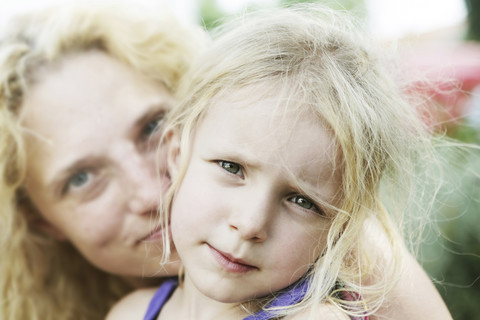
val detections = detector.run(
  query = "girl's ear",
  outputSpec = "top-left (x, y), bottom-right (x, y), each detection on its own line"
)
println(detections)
top-left (166, 129), bottom-right (181, 180)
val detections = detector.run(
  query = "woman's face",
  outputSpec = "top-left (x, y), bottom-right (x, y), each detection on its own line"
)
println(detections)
top-left (20, 51), bottom-right (178, 277)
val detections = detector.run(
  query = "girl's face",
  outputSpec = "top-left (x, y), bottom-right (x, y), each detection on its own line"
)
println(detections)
top-left (170, 88), bottom-right (341, 303)
top-left (21, 51), bottom-right (178, 277)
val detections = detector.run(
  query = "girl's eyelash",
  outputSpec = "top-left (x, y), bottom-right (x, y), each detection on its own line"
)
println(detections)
top-left (288, 194), bottom-right (325, 216)
top-left (217, 160), bottom-right (244, 177)
top-left (213, 160), bottom-right (325, 216)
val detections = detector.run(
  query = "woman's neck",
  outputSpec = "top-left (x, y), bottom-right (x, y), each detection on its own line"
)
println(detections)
top-left (121, 275), bottom-right (164, 289)
top-left (159, 273), bottom-right (248, 320)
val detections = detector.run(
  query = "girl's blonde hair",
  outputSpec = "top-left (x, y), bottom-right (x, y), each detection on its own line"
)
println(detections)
top-left (162, 4), bottom-right (441, 318)
top-left (0, 2), bottom-right (205, 319)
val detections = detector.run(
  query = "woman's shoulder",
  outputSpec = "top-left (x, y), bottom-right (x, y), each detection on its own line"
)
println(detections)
top-left (106, 287), bottom-right (158, 320)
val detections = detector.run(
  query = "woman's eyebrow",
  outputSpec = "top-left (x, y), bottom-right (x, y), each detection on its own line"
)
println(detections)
top-left (133, 103), bottom-right (171, 128)
top-left (49, 157), bottom-right (104, 198)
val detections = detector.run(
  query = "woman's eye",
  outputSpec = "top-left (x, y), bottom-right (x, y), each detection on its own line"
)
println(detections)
top-left (63, 171), bottom-right (90, 193)
top-left (218, 161), bottom-right (243, 176)
top-left (141, 116), bottom-right (164, 138)
top-left (289, 195), bottom-right (320, 213)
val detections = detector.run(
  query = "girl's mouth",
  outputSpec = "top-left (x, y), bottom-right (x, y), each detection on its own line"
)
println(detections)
top-left (207, 244), bottom-right (258, 273)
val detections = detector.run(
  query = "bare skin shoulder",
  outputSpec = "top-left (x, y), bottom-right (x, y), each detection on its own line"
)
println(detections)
top-left (287, 303), bottom-right (350, 320)
top-left (106, 287), bottom-right (158, 320)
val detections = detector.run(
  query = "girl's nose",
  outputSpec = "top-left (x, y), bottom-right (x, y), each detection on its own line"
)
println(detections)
top-left (228, 193), bottom-right (274, 242)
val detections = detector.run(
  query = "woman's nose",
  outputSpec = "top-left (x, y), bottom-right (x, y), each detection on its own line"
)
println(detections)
top-left (128, 170), bottom-right (161, 216)
top-left (123, 153), bottom-right (162, 216)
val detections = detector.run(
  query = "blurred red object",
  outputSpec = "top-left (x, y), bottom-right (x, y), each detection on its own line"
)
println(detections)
top-left (402, 42), bottom-right (480, 129)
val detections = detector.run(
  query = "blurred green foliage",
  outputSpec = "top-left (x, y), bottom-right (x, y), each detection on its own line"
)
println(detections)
top-left (425, 2), bottom-right (480, 317)
top-left (421, 122), bottom-right (480, 319)
top-left (279, 0), bottom-right (365, 13)
top-left (465, 0), bottom-right (480, 40)
top-left (198, 0), bottom-right (365, 30)
top-left (198, 0), bottom-right (227, 30)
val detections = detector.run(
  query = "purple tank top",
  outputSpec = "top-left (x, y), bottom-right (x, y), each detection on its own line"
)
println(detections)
top-left (143, 277), bottom-right (368, 320)
top-left (143, 278), bottom-right (177, 320)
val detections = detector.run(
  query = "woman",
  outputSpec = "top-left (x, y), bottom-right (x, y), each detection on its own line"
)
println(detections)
top-left (0, 3), bottom-right (206, 319)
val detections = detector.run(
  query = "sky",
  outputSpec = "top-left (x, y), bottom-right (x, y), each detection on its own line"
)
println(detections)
top-left (365, 0), bottom-right (467, 38)
top-left (0, 0), bottom-right (468, 39)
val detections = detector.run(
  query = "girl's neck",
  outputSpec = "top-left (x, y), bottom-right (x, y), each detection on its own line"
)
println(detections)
top-left (159, 273), bottom-right (248, 320)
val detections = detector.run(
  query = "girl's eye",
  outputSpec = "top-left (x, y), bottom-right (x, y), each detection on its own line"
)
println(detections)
top-left (218, 161), bottom-right (243, 176)
top-left (289, 195), bottom-right (321, 214)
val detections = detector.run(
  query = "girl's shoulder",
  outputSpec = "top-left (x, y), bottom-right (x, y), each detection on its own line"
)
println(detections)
top-left (286, 303), bottom-right (350, 320)
top-left (106, 287), bottom-right (158, 320)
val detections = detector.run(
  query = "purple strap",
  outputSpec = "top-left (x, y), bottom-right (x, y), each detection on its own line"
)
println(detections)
top-left (143, 278), bottom-right (178, 320)
top-left (243, 278), bottom-right (369, 320)
top-left (143, 277), bottom-right (368, 320)
top-left (243, 278), bottom-right (310, 320)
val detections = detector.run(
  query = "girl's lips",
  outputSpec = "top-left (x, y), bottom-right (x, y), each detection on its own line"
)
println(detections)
top-left (207, 244), bottom-right (258, 273)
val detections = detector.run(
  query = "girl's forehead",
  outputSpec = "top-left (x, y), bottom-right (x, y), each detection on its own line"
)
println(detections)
top-left (199, 83), bottom-right (328, 140)
top-left (206, 83), bottom-right (316, 120)
top-left (196, 87), bottom-right (341, 192)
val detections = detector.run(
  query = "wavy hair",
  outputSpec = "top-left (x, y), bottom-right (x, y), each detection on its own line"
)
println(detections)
top-left (0, 2), bottom-right (205, 319)
top-left (161, 4), bottom-right (442, 318)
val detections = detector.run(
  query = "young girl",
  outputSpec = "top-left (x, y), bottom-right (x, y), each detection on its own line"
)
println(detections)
top-left (109, 4), bottom-right (452, 320)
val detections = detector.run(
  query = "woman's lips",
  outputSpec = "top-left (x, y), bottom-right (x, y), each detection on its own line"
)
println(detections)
top-left (208, 244), bottom-right (258, 273)
top-left (141, 226), bottom-right (166, 243)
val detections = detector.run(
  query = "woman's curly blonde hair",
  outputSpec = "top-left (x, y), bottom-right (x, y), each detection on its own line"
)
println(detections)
top-left (0, 2), bottom-right (205, 319)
